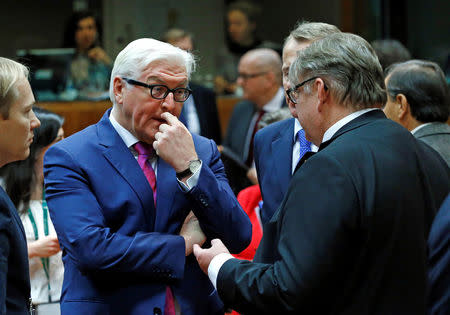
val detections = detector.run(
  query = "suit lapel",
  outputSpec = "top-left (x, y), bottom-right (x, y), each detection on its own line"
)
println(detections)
top-left (97, 110), bottom-right (155, 227)
top-left (272, 119), bottom-right (294, 195)
top-left (154, 158), bottom-right (178, 232)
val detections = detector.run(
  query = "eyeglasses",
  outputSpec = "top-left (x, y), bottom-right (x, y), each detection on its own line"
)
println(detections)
top-left (122, 77), bottom-right (192, 102)
top-left (286, 76), bottom-right (327, 104)
top-left (237, 72), bottom-right (267, 80)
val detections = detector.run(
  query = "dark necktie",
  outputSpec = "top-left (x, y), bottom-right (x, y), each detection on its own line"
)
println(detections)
top-left (133, 142), bottom-right (175, 315)
top-left (246, 110), bottom-right (265, 166)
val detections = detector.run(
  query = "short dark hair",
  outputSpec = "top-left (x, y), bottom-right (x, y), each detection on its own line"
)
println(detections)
top-left (62, 10), bottom-right (103, 48)
top-left (0, 107), bottom-right (64, 212)
top-left (371, 39), bottom-right (411, 70)
top-left (227, 1), bottom-right (261, 24)
top-left (385, 60), bottom-right (450, 123)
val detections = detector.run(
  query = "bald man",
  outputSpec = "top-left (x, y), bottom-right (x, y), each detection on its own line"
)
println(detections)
top-left (222, 48), bottom-right (286, 167)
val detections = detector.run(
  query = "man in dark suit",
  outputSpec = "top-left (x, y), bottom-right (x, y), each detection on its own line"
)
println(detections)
top-left (180, 82), bottom-right (222, 144)
top-left (222, 48), bottom-right (286, 167)
top-left (383, 59), bottom-right (450, 166)
top-left (428, 193), bottom-right (450, 315)
top-left (44, 39), bottom-right (251, 315)
top-left (194, 33), bottom-right (450, 314)
top-left (254, 21), bottom-right (340, 224)
top-left (162, 28), bottom-right (222, 144)
top-left (0, 57), bottom-right (41, 314)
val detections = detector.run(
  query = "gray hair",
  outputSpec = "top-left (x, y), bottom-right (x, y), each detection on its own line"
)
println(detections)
top-left (109, 38), bottom-right (196, 103)
top-left (283, 21), bottom-right (341, 48)
top-left (0, 57), bottom-right (29, 118)
top-left (289, 32), bottom-right (386, 110)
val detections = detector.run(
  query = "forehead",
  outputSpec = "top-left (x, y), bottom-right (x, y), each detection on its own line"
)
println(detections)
top-left (283, 40), bottom-right (310, 65)
top-left (140, 60), bottom-right (188, 84)
top-left (10, 79), bottom-right (34, 111)
top-left (78, 17), bottom-right (95, 28)
top-left (228, 10), bottom-right (248, 23)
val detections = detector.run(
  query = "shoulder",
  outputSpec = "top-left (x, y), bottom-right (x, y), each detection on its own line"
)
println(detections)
top-left (259, 118), bottom-right (293, 137)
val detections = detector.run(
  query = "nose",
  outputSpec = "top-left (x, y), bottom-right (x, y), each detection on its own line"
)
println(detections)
top-left (161, 91), bottom-right (177, 112)
top-left (30, 110), bottom-right (41, 130)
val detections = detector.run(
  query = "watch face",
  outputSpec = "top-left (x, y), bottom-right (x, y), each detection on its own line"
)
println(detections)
top-left (189, 159), bottom-right (201, 172)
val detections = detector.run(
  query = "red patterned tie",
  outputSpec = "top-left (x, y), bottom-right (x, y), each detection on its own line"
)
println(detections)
top-left (134, 142), bottom-right (157, 205)
top-left (133, 142), bottom-right (176, 315)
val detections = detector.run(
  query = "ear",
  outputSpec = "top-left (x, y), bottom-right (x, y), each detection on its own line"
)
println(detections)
top-left (315, 78), bottom-right (329, 113)
top-left (396, 93), bottom-right (410, 120)
top-left (113, 77), bottom-right (124, 104)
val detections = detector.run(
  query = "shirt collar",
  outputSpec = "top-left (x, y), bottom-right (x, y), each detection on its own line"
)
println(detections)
top-left (293, 118), bottom-right (301, 142)
top-left (322, 108), bottom-right (380, 143)
top-left (411, 122), bottom-right (433, 135)
top-left (109, 111), bottom-right (140, 148)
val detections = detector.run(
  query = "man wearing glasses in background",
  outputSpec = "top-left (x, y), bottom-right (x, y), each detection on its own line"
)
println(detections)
top-left (221, 48), bottom-right (286, 167)
top-left (43, 38), bottom-right (251, 315)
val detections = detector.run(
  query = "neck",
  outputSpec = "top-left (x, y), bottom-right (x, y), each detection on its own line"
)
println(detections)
top-left (31, 184), bottom-right (43, 201)
top-left (404, 115), bottom-right (422, 132)
top-left (255, 86), bottom-right (279, 108)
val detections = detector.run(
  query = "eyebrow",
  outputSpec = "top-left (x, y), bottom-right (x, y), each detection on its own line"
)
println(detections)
top-left (147, 76), bottom-right (188, 87)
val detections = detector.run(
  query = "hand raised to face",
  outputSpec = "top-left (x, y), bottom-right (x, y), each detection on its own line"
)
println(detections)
top-left (153, 112), bottom-right (198, 173)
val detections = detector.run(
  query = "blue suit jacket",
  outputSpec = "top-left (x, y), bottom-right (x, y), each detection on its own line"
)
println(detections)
top-left (0, 188), bottom-right (30, 315)
top-left (428, 193), bottom-right (450, 315)
top-left (43, 109), bottom-right (251, 315)
top-left (254, 118), bottom-right (295, 224)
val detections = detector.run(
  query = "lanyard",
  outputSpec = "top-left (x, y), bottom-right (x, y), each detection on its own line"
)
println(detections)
top-left (27, 192), bottom-right (52, 303)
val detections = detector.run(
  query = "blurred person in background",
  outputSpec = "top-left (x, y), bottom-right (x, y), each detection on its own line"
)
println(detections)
top-left (371, 39), bottom-right (411, 70)
top-left (383, 59), bottom-right (450, 166)
top-left (63, 10), bottom-right (112, 99)
top-left (162, 28), bottom-right (222, 144)
top-left (1, 107), bottom-right (64, 314)
top-left (215, 1), bottom-right (281, 95)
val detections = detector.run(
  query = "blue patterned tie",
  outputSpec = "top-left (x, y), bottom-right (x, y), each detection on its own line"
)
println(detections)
top-left (297, 129), bottom-right (311, 165)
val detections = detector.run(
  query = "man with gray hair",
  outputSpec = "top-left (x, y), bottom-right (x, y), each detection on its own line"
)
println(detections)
top-left (254, 21), bottom-right (340, 224)
top-left (194, 33), bottom-right (450, 314)
top-left (0, 57), bottom-right (40, 314)
top-left (44, 38), bottom-right (251, 315)
top-left (222, 48), bottom-right (286, 167)
top-left (383, 59), bottom-right (450, 166)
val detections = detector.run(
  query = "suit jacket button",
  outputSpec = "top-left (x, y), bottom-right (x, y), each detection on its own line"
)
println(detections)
top-left (153, 307), bottom-right (162, 315)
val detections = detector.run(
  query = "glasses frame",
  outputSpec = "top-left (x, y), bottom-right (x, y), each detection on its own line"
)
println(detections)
top-left (122, 77), bottom-right (192, 102)
top-left (237, 72), bottom-right (268, 80)
top-left (286, 76), bottom-right (327, 104)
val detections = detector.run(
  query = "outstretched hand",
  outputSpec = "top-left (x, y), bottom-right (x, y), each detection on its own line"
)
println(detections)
top-left (193, 238), bottom-right (230, 274)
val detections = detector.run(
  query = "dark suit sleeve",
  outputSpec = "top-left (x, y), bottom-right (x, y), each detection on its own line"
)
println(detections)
top-left (188, 139), bottom-right (252, 254)
top-left (0, 202), bottom-right (12, 314)
top-left (44, 145), bottom-right (186, 279)
top-left (216, 154), bottom-right (360, 313)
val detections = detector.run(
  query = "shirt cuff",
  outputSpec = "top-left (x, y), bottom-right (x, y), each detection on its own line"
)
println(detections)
top-left (177, 160), bottom-right (202, 191)
top-left (208, 252), bottom-right (234, 290)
